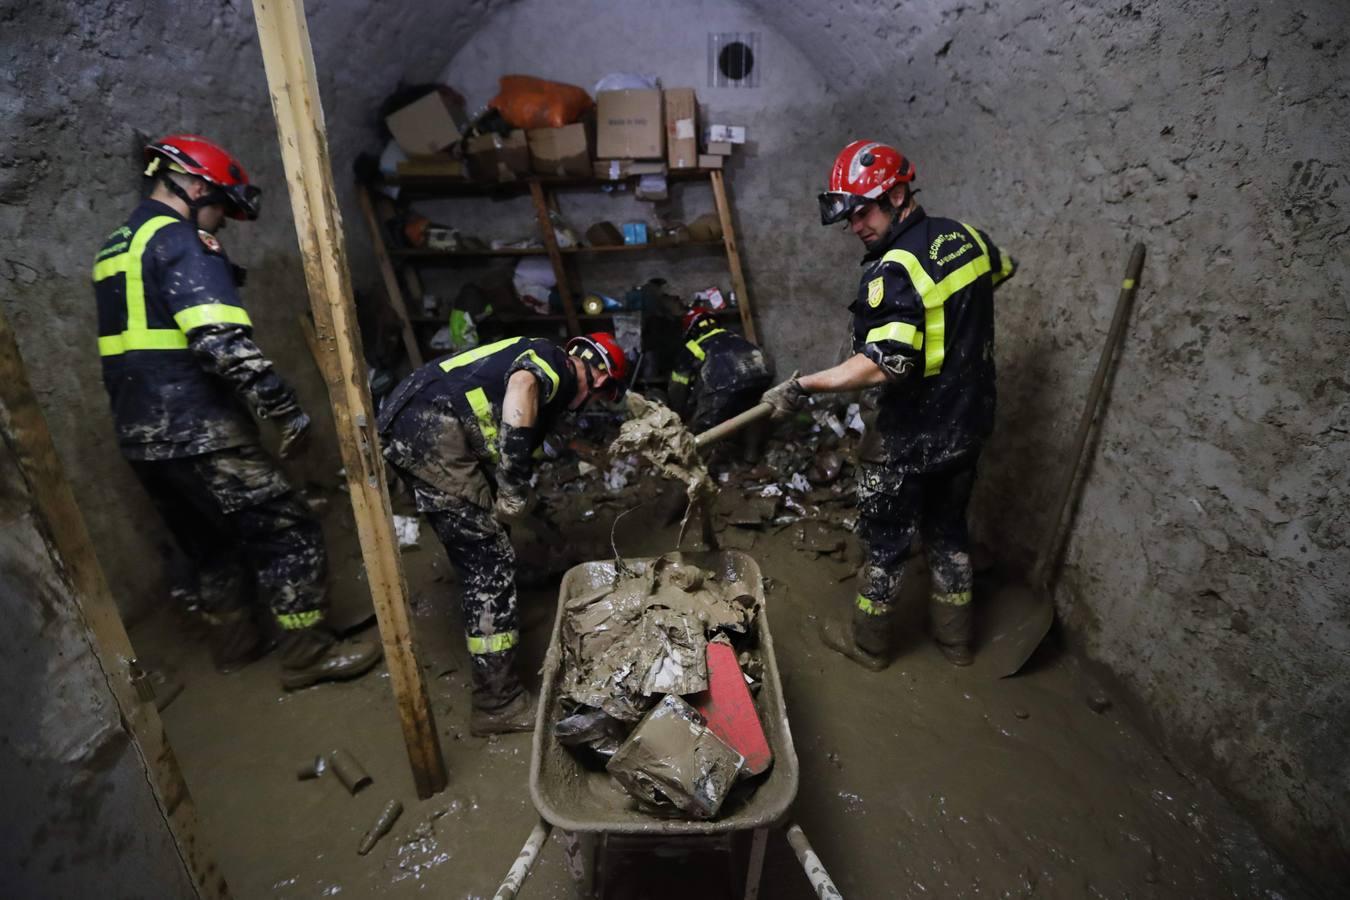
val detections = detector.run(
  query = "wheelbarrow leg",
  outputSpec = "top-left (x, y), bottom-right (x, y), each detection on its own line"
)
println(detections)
top-left (560, 829), bottom-right (594, 895)
top-left (786, 823), bottom-right (843, 899)
top-left (743, 827), bottom-right (769, 900)
top-left (493, 820), bottom-right (552, 900)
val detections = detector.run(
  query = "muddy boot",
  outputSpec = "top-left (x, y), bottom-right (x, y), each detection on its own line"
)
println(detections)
top-left (930, 596), bottom-right (974, 666)
top-left (818, 600), bottom-right (891, 671)
top-left (205, 609), bottom-right (273, 673)
top-left (278, 626), bottom-right (382, 690)
top-left (470, 649), bottom-right (538, 736)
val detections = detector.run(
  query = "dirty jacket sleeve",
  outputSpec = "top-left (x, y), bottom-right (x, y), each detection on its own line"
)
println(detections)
top-left (854, 265), bottom-right (926, 381)
top-left (157, 232), bottom-right (301, 420)
top-left (975, 226), bottom-right (1017, 288)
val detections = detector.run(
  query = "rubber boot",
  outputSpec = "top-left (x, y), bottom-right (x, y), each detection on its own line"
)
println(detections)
top-left (930, 598), bottom-right (974, 666)
top-left (205, 609), bottom-right (272, 673)
top-left (818, 601), bottom-right (891, 672)
top-left (278, 626), bottom-right (382, 690)
top-left (470, 649), bottom-right (537, 736)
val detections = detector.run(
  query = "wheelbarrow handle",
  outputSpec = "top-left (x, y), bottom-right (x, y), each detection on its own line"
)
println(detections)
top-left (492, 820), bottom-right (552, 900)
top-left (786, 823), bottom-right (843, 899)
top-left (694, 402), bottom-right (774, 449)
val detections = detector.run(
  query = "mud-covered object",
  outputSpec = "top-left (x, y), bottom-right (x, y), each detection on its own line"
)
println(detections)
top-left (559, 555), bottom-right (754, 722)
top-left (606, 694), bottom-right (745, 819)
top-left (611, 393), bottom-right (713, 508)
top-left (850, 207), bottom-right (1014, 473)
top-left (95, 199), bottom-right (299, 460)
top-left (854, 456), bottom-right (978, 615)
top-left (669, 320), bottom-right (773, 424)
top-left (422, 491), bottom-right (520, 652)
top-left (130, 444), bottom-right (327, 626)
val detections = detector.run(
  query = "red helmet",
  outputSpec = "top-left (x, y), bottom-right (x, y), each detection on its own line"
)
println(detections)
top-left (818, 140), bottom-right (915, 225)
top-left (682, 306), bottom-right (715, 336)
top-left (566, 332), bottom-right (629, 398)
top-left (144, 134), bottom-right (261, 220)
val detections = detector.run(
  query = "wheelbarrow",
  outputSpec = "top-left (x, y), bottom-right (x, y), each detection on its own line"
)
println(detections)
top-left (492, 549), bottom-right (842, 899)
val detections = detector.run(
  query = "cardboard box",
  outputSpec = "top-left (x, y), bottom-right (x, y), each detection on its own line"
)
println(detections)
top-left (465, 130), bottom-right (530, 182)
top-left (593, 159), bottom-right (668, 180)
top-left (386, 92), bottom-right (463, 156)
top-left (697, 154), bottom-right (723, 170)
top-left (704, 141), bottom-right (733, 156)
top-left (596, 89), bottom-right (664, 160)
top-left (527, 123), bottom-right (592, 177)
top-left (664, 88), bottom-right (698, 169)
top-left (705, 124), bottom-right (746, 144)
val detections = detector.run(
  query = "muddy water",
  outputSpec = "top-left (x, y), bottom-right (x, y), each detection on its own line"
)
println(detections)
top-left (132, 485), bottom-right (1306, 898)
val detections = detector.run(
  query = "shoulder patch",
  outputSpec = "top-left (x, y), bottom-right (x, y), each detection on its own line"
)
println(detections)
top-left (866, 276), bottom-right (886, 308)
top-left (197, 230), bottom-right (222, 254)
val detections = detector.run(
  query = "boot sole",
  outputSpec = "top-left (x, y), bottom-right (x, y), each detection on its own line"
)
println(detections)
top-left (280, 650), bottom-right (383, 691)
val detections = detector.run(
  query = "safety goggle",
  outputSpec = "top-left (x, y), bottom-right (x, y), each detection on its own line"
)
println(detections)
top-left (818, 191), bottom-right (875, 226)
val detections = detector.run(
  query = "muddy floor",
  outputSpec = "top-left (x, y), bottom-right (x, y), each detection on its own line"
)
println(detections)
top-left (131, 459), bottom-right (1309, 899)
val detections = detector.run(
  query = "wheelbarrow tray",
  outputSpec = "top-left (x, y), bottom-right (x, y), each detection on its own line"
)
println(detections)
top-left (530, 550), bottom-right (799, 835)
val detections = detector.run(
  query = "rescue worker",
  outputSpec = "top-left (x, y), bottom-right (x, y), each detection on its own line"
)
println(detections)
top-left (762, 140), bottom-right (1015, 668)
top-left (94, 134), bottom-right (381, 689)
top-left (377, 333), bottom-right (628, 734)
top-left (667, 307), bottom-right (773, 457)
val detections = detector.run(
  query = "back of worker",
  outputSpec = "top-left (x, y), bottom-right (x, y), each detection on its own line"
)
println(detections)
top-left (378, 333), bottom-right (625, 735)
top-left (94, 134), bottom-right (380, 689)
top-left (668, 309), bottom-right (772, 446)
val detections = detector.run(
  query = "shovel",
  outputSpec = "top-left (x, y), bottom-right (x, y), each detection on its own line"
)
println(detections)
top-left (983, 242), bottom-right (1146, 677)
top-left (693, 401), bottom-right (774, 449)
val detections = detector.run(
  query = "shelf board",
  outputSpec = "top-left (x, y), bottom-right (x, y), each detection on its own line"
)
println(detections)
top-left (389, 239), bottom-right (726, 262)
top-left (383, 168), bottom-right (719, 197)
top-left (564, 240), bottom-right (725, 255)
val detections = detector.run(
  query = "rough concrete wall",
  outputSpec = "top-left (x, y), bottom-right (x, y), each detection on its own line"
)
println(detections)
top-left (751, 0), bottom-right (1350, 885)
top-left (0, 423), bottom-right (199, 896)
top-left (0, 0), bottom-right (506, 621)
top-left (438, 0), bottom-right (847, 373)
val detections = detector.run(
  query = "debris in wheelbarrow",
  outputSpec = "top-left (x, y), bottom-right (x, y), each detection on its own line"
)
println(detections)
top-left (558, 554), bottom-right (755, 725)
top-left (606, 694), bottom-right (745, 820)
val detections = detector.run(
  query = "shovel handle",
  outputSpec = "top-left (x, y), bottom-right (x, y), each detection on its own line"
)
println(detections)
top-left (493, 820), bottom-right (552, 900)
top-left (695, 402), bottom-right (774, 449)
top-left (785, 823), bottom-right (843, 899)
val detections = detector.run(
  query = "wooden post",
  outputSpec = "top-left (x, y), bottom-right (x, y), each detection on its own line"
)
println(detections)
top-left (529, 179), bottom-right (581, 335)
top-left (709, 170), bottom-right (757, 343)
top-left (252, 0), bottom-right (447, 798)
top-left (0, 308), bottom-right (229, 898)
top-left (357, 184), bottom-right (424, 367)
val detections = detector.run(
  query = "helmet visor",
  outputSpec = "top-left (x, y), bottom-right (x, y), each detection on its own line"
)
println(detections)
top-left (818, 191), bottom-right (871, 226)
top-left (223, 183), bottom-right (262, 221)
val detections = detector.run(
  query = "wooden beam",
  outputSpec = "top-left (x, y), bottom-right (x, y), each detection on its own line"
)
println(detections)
top-left (252, 0), bottom-right (447, 798)
top-left (357, 184), bottom-right (424, 367)
top-left (709, 170), bottom-right (757, 344)
top-left (529, 179), bottom-right (581, 335)
top-left (0, 308), bottom-right (229, 898)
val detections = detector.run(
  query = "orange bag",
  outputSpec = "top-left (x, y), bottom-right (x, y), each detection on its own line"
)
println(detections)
top-left (490, 75), bottom-right (593, 130)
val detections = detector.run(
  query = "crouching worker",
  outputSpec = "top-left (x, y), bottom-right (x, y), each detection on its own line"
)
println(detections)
top-left (377, 333), bottom-right (628, 734)
top-left (667, 308), bottom-right (772, 459)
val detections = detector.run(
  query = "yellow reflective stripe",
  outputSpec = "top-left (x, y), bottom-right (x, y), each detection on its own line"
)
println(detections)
top-left (855, 595), bottom-right (892, 616)
top-left (466, 387), bottom-right (499, 463)
top-left (933, 591), bottom-right (973, 607)
top-left (864, 321), bottom-right (923, 349)
top-left (670, 371), bottom-right (691, 385)
top-left (467, 631), bottom-right (518, 654)
top-left (276, 610), bottom-right (324, 630)
top-left (515, 349), bottom-right (561, 402)
top-left (881, 227), bottom-right (994, 377)
top-left (126, 216), bottom-right (180, 331)
top-left (98, 330), bottom-right (191, 356)
top-left (92, 254), bottom-right (129, 282)
top-left (685, 327), bottom-right (728, 362)
top-left (440, 336), bottom-right (523, 372)
top-left (173, 303), bottom-right (253, 332)
top-left (695, 328), bottom-right (728, 345)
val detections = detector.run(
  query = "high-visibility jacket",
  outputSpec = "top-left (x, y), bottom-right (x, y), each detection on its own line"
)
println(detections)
top-left (669, 319), bottom-right (770, 395)
top-left (93, 199), bottom-right (296, 459)
top-left (850, 207), bottom-right (1016, 472)
top-left (377, 337), bottom-right (577, 467)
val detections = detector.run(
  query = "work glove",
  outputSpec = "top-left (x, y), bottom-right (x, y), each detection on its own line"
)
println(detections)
top-left (761, 371), bottom-right (809, 421)
top-left (494, 476), bottom-right (536, 525)
top-left (277, 410), bottom-right (312, 459)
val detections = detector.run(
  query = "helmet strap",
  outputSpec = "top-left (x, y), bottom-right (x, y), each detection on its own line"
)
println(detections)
top-left (158, 171), bottom-right (225, 229)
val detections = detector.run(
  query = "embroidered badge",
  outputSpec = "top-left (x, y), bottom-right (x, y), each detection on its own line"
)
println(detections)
top-left (197, 230), bottom-right (222, 254)
top-left (867, 276), bottom-right (885, 308)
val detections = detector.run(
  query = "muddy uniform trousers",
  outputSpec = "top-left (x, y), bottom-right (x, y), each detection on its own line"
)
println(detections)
top-left (129, 443), bottom-right (328, 667)
top-left (854, 455), bottom-right (978, 660)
